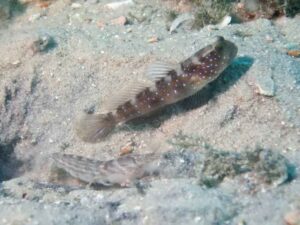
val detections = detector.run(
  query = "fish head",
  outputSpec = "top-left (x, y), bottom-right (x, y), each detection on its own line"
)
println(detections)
top-left (211, 36), bottom-right (238, 72)
top-left (181, 36), bottom-right (238, 83)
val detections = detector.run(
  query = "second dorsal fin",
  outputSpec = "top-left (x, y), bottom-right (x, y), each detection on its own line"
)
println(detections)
top-left (102, 79), bottom-right (154, 112)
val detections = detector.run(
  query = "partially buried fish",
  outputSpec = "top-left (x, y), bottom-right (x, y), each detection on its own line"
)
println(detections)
top-left (51, 152), bottom-right (161, 187)
top-left (77, 36), bottom-right (238, 142)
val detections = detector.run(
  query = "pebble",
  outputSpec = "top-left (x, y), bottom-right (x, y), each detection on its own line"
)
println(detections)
top-left (110, 16), bottom-right (127, 25)
top-left (265, 35), bottom-right (274, 43)
top-left (216, 15), bottom-right (232, 29)
top-left (207, 15), bottom-right (232, 31)
top-left (30, 34), bottom-right (55, 54)
top-left (147, 36), bottom-right (159, 43)
top-left (287, 50), bottom-right (300, 58)
top-left (119, 141), bottom-right (135, 156)
top-left (29, 13), bottom-right (42, 22)
top-left (252, 68), bottom-right (276, 97)
top-left (255, 75), bottom-right (275, 96)
top-left (285, 210), bottom-right (300, 225)
top-left (105, 0), bottom-right (134, 10)
top-left (71, 3), bottom-right (82, 9)
top-left (11, 60), bottom-right (21, 67)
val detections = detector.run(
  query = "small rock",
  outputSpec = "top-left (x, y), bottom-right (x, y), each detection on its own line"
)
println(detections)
top-left (97, 20), bottom-right (106, 29)
top-left (256, 76), bottom-right (275, 96)
top-left (253, 72), bottom-right (275, 97)
top-left (147, 36), bottom-right (159, 43)
top-left (265, 35), bottom-right (274, 43)
top-left (30, 34), bottom-right (55, 54)
top-left (216, 15), bottom-right (232, 29)
top-left (285, 210), bottom-right (300, 225)
top-left (119, 141), bottom-right (135, 156)
top-left (71, 3), bottom-right (82, 9)
top-left (11, 60), bottom-right (21, 67)
top-left (287, 50), bottom-right (300, 58)
top-left (110, 16), bottom-right (127, 25)
top-left (105, 0), bottom-right (134, 10)
top-left (28, 13), bottom-right (41, 22)
top-left (248, 64), bottom-right (277, 97)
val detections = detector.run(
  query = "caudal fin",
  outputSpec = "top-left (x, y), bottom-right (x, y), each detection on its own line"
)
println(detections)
top-left (76, 113), bottom-right (116, 143)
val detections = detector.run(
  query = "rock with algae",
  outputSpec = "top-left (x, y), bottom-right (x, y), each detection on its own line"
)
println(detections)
top-left (192, 0), bottom-right (234, 28)
top-left (199, 147), bottom-right (292, 188)
top-left (235, 0), bottom-right (300, 20)
top-left (0, 0), bottom-right (25, 23)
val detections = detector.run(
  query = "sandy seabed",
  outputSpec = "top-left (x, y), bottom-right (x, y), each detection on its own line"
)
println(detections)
top-left (0, 0), bottom-right (300, 224)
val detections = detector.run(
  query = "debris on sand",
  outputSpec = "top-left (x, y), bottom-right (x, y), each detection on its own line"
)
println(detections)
top-left (169, 12), bottom-right (195, 34)
top-left (30, 34), bottom-right (55, 54)
top-left (287, 50), bottom-right (300, 58)
top-left (192, 0), bottom-right (233, 29)
top-left (216, 15), bottom-right (232, 29)
top-left (285, 210), bottom-right (300, 225)
top-left (249, 65), bottom-right (276, 97)
top-left (105, 0), bottom-right (134, 10)
top-left (208, 15), bottom-right (232, 30)
top-left (147, 36), bottom-right (159, 43)
top-left (255, 74), bottom-right (275, 97)
top-left (71, 2), bottom-right (82, 9)
top-left (110, 16), bottom-right (128, 26)
top-left (119, 141), bottom-right (135, 156)
top-left (234, 0), bottom-right (300, 21)
top-left (220, 105), bottom-right (239, 127)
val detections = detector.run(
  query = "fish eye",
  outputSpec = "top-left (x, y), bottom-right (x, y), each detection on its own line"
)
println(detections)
top-left (215, 45), bottom-right (224, 51)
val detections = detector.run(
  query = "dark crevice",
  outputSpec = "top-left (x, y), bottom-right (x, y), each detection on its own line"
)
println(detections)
top-left (0, 137), bottom-right (23, 182)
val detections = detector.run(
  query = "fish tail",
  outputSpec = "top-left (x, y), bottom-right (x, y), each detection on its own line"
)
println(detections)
top-left (76, 112), bottom-right (116, 143)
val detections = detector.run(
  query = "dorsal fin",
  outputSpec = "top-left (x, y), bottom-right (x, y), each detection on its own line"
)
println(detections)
top-left (146, 61), bottom-right (180, 81)
top-left (181, 43), bottom-right (215, 69)
top-left (102, 79), bottom-right (154, 112)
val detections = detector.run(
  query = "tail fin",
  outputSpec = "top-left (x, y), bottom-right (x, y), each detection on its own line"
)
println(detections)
top-left (76, 113), bottom-right (116, 143)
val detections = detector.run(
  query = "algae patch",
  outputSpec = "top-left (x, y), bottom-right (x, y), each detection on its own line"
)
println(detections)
top-left (199, 147), bottom-right (293, 188)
